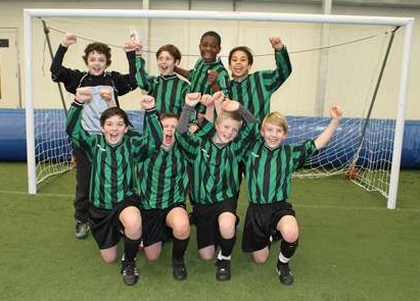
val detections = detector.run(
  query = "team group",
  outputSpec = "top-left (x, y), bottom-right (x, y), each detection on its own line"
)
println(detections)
top-left (50, 30), bottom-right (342, 286)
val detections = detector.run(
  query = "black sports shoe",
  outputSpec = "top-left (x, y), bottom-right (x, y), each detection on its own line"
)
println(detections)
top-left (75, 221), bottom-right (89, 239)
top-left (276, 261), bottom-right (294, 285)
top-left (215, 259), bottom-right (231, 281)
top-left (121, 259), bottom-right (139, 286)
top-left (172, 257), bottom-right (187, 281)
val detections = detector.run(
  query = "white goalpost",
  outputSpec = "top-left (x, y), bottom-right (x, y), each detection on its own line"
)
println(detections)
top-left (23, 9), bottom-right (414, 209)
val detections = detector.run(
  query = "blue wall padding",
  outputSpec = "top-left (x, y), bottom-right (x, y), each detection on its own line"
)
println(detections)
top-left (0, 109), bottom-right (419, 168)
top-left (0, 109), bottom-right (27, 161)
top-left (401, 120), bottom-right (420, 167)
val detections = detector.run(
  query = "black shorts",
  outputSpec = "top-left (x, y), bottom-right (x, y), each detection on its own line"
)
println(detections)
top-left (241, 201), bottom-right (295, 253)
top-left (141, 204), bottom-right (186, 247)
top-left (192, 197), bottom-right (238, 249)
top-left (89, 196), bottom-right (140, 250)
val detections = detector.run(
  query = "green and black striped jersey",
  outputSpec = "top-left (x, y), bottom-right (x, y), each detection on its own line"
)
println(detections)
top-left (66, 102), bottom-right (162, 210)
top-left (229, 47), bottom-right (292, 122)
top-left (176, 125), bottom-right (256, 205)
top-left (136, 56), bottom-right (190, 116)
top-left (243, 138), bottom-right (317, 204)
top-left (188, 57), bottom-right (230, 114)
top-left (137, 117), bottom-right (217, 209)
top-left (137, 143), bottom-right (188, 210)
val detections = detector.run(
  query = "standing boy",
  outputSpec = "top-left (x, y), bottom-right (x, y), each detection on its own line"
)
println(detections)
top-left (135, 43), bottom-right (190, 116)
top-left (175, 31), bottom-right (230, 121)
top-left (50, 33), bottom-right (138, 238)
top-left (241, 106), bottom-right (343, 285)
top-left (228, 37), bottom-right (292, 121)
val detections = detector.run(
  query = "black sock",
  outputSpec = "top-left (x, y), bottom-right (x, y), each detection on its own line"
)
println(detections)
top-left (172, 237), bottom-right (190, 260)
top-left (280, 239), bottom-right (299, 261)
top-left (219, 236), bottom-right (236, 258)
top-left (124, 236), bottom-right (141, 263)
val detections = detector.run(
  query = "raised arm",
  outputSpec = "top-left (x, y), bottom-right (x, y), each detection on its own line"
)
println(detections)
top-left (177, 92), bottom-right (201, 134)
top-left (221, 99), bottom-right (258, 124)
top-left (50, 33), bottom-right (83, 93)
top-left (265, 36), bottom-right (292, 91)
top-left (50, 33), bottom-right (77, 75)
top-left (130, 95), bottom-right (163, 162)
top-left (66, 87), bottom-right (94, 148)
top-left (200, 93), bottom-right (216, 123)
top-left (314, 106), bottom-right (343, 150)
top-left (133, 40), bottom-right (154, 92)
top-left (123, 39), bottom-right (139, 92)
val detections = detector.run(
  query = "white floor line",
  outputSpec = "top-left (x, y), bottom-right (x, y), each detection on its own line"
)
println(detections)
top-left (0, 190), bottom-right (73, 198)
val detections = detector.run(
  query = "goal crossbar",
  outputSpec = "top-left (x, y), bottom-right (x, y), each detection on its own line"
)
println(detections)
top-left (23, 9), bottom-right (415, 210)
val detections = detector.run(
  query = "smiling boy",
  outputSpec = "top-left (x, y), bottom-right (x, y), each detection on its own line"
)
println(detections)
top-left (176, 91), bottom-right (257, 281)
top-left (241, 106), bottom-right (343, 285)
top-left (175, 31), bottom-right (230, 121)
top-left (66, 88), bottom-right (162, 286)
top-left (135, 43), bottom-right (190, 116)
top-left (50, 33), bottom-right (138, 239)
top-left (228, 37), bottom-right (292, 122)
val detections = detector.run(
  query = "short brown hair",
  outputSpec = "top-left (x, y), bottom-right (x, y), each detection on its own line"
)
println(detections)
top-left (100, 107), bottom-right (129, 128)
top-left (156, 44), bottom-right (182, 62)
top-left (83, 42), bottom-right (112, 66)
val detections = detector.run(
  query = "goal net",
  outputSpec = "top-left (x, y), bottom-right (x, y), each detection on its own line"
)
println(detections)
top-left (24, 9), bottom-right (413, 209)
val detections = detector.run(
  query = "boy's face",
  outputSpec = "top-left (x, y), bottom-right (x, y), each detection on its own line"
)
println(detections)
top-left (261, 123), bottom-right (287, 149)
top-left (161, 117), bottom-right (178, 147)
top-left (101, 115), bottom-right (128, 146)
top-left (214, 117), bottom-right (242, 144)
top-left (229, 50), bottom-right (251, 79)
top-left (157, 50), bottom-right (178, 76)
top-left (199, 36), bottom-right (221, 63)
top-left (86, 51), bottom-right (108, 76)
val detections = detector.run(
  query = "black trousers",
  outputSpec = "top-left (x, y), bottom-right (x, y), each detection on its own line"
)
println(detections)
top-left (73, 147), bottom-right (90, 223)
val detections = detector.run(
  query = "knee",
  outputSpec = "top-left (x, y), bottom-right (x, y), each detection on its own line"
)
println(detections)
top-left (199, 247), bottom-right (215, 261)
top-left (144, 249), bottom-right (161, 261)
top-left (101, 255), bottom-right (116, 264)
top-left (282, 231), bottom-right (299, 243)
top-left (219, 220), bottom-right (236, 238)
top-left (172, 221), bottom-right (190, 240)
top-left (253, 255), bottom-right (268, 264)
top-left (124, 221), bottom-right (142, 239)
top-left (146, 254), bottom-right (160, 261)
top-left (200, 253), bottom-right (214, 261)
top-left (280, 226), bottom-right (299, 243)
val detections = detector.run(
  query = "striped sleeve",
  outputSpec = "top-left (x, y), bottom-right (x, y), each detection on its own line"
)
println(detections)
top-left (135, 55), bottom-right (154, 92)
top-left (175, 132), bottom-right (201, 164)
top-left (291, 140), bottom-right (317, 170)
top-left (65, 102), bottom-right (95, 151)
top-left (131, 108), bottom-right (162, 162)
top-left (262, 47), bottom-right (292, 93)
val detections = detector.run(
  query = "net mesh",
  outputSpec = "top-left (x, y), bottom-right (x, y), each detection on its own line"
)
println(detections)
top-left (32, 16), bottom-right (402, 198)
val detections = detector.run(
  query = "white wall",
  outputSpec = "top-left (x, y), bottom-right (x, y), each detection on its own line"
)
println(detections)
top-left (0, 0), bottom-right (418, 120)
